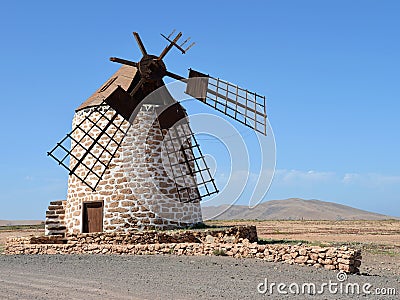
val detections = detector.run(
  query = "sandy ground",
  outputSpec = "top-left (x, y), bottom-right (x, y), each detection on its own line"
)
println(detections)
top-left (207, 220), bottom-right (400, 245)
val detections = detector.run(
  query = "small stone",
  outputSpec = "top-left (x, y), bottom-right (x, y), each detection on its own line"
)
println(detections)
top-left (205, 235), bottom-right (215, 244)
top-left (299, 249), bottom-right (307, 256)
top-left (338, 264), bottom-right (353, 273)
top-left (324, 264), bottom-right (336, 270)
top-left (294, 256), bottom-right (308, 264)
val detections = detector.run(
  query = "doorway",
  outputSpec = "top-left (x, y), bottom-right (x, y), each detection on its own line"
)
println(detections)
top-left (82, 201), bottom-right (103, 233)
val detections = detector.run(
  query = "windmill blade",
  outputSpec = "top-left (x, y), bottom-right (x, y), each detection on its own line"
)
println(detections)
top-left (47, 101), bottom-right (131, 191)
top-left (110, 57), bottom-right (138, 68)
top-left (155, 106), bottom-right (218, 202)
top-left (133, 32), bottom-right (147, 56)
top-left (129, 78), bottom-right (146, 97)
top-left (185, 69), bottom-right (267, 135)
top-left (158, 31), bottom-right (183, 61)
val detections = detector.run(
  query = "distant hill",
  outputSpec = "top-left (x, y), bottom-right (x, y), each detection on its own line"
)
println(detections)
top-left (201, 198), bottom-right (397, 221)
top-left (0, 220), bottom-right (43, 226)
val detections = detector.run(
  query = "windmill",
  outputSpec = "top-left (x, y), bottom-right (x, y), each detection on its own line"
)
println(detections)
top-left (46, 31), bottom-right (267, 234)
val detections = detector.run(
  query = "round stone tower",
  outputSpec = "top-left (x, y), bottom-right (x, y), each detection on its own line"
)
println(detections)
top-left (57, 65), bottom-right (203, 234)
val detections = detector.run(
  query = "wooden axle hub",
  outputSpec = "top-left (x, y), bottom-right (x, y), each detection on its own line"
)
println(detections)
top-left (138, 54), bottom-right (167, 81)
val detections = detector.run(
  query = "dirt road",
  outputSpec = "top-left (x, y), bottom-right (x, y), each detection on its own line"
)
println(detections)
top-left (0, 255), bottom-right (399, 299)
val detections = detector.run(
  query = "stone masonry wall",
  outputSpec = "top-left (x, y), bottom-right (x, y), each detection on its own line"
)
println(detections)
top-left (6, 234), bottom-right (361, 274)
top-left (65, 104), bottom-right (202, 234)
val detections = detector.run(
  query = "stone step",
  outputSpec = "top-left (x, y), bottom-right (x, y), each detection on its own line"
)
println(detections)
top-left (46, 215), bottom-right (59, 219)
top-left (47, 225), bottom-right (66, 231)
top-left (45, 219), bottom-right (61, 224)
top-left (46, 222), bottom-right (64, 227)
top-left (46, 211), bottom-right (65, 216)
top-left (46, 217), bottom-right (65, 222)
top-left (47, 231), bottom-right (66, 236)
top-left (50, 200), bottom-right (65, 206)
top-left (48, 205), bottom-right (64, 210)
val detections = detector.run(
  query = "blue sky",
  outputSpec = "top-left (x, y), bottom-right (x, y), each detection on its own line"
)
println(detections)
top-left (0, 0), bottom-right (399, 219)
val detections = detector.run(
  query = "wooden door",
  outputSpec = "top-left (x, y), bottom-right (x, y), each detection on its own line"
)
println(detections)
top-left (82, 202), bottom-right (103, 233)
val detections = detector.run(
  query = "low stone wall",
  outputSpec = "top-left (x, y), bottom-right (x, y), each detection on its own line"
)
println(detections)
top-left (5, 240), bottom-right (361, 273)
top-left (5, 225), bottom-right (361, 273)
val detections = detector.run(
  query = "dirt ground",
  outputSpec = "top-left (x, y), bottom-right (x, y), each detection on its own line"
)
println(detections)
top-left (1, 255), bottom-right (399, 299)
top-left (1, 220), bottom-right (399, 276)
